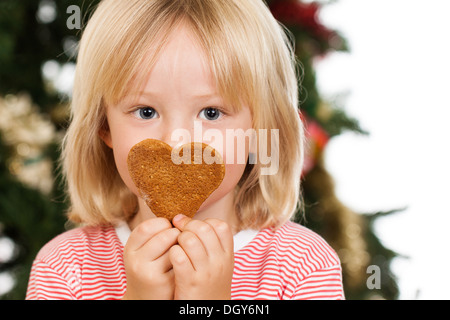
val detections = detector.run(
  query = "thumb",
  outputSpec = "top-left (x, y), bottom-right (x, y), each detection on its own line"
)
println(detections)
top-left (172, 214), bottom-right (191, 231)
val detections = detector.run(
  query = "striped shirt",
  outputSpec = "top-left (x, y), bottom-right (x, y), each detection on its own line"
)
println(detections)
top-left (26, 221), bottom-right (344, 300)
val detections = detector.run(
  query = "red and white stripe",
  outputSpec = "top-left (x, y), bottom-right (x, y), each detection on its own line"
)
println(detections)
top-left (231, 222), bottom-right (344, 299)
top-left (26, 221), bottom-right (344, 300)
top-left (27, 226), bottom-right (127, 300)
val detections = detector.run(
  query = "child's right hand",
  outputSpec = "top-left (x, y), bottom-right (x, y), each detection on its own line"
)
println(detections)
top-left (121, 217), bottom-right (180, 299)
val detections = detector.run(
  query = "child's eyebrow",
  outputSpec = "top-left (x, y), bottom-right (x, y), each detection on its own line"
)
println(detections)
top-left (191, 93), bottom-right (224, 100)
top-left (127, 91), bottom-right (223, 101)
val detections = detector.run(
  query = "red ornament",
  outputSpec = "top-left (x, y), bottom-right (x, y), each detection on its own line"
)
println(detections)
top-left (269, 0), bottom-right (338, 51)
top-left (301, 113), bottom-right (329, 175)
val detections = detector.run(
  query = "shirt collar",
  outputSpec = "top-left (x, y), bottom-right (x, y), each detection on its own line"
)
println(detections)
top-left (114, 221), bottom-right (258, 253)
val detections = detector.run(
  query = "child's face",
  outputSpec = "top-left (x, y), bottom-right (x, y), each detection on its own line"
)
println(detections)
top-left (101, 24), bottom-right (253, 219)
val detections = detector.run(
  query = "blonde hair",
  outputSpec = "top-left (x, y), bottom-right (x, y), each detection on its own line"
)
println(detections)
top-left (62, 0), bottom-right (304, 229)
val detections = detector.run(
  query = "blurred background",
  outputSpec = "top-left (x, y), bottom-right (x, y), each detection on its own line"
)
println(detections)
top-left (0, 0), bottom-right (449, 300)
top-left (316, 0), bottom-right (450, 299)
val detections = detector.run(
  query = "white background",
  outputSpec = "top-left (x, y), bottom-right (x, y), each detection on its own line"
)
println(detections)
top-left (315, 0), bottom-right (450, 299)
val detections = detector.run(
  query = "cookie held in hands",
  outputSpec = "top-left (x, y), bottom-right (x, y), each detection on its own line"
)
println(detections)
top-left (127, 139), bottom-right (225, 220)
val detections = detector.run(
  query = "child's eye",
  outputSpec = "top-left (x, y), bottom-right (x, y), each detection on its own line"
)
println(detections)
top-left (133, 106), bottom-right (158, 120)
top-left (199, 107), bottom-right (223, 121)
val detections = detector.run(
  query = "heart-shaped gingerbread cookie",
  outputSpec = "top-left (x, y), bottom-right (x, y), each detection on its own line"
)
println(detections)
top-left (127, 139), bottom-right (225, 220)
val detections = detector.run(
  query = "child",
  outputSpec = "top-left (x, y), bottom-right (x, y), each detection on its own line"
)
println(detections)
top-left (26, 0), bottom-right (344, 300)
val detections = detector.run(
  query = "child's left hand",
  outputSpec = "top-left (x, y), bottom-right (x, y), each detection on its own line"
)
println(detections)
top-left (170, 214), bottom-right (234, 300)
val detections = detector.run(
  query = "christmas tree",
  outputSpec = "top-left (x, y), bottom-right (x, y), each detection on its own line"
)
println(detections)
top-left (0, 0), bottom-right (399, 299)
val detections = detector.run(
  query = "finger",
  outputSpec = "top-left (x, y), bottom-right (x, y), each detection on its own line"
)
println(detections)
top-left (177, 230), bottom-right (208, 271)
top-left (172, 214), bottom-right (195, 231)
top-left (125, 217), bottom-right (172, 252)
top-left (203, 219), bottom-right (234, 255)
top-left (140, 227), bottom-right (180, 261)
top-left (153, 250), bottom-right (175, 274)
top-left (177, 219), bottom-right (223, 258)
top-left (169, 244), bottom-right (194, 276)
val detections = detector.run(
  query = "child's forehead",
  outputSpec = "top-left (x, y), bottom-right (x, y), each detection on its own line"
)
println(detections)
top-left (144, 26), bottom-right (214, 85)
top-left (111, 25), bottom-right (239, 107)
top-left (102, 12), bottom-right (254, 112)
top-left (117, 35), bottom-right (219, 99)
